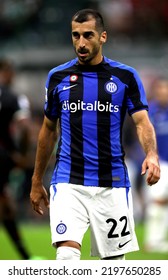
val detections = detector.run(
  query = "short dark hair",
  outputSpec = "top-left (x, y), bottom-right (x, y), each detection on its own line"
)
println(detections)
top-left (72, 9), bottom-right (105, 33)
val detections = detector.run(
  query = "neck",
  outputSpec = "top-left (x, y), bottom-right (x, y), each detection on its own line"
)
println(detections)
top-left (78, 55), bottom-right (103, 66)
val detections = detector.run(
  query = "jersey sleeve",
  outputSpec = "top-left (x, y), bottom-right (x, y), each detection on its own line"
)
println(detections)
top-left (126, 68), bottom-right (148, 115)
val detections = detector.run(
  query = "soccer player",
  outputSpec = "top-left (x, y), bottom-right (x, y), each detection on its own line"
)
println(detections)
top-left (30, 9), bottom-right (160, 260)
top-left (0, 58), bottom-right (43, 260)
top-left (144, 77), bottom-right (168, 252)
top-left (0, 58), bottom-right (32, 259)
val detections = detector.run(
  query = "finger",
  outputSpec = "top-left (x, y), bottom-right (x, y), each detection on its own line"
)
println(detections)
top-left (147, 170), bottom-right (157, 185)
top-left (33, 203), bottom-right (44, 215)
top-left (36, 208), bottom-right (44, 215)
top-left (147, 167), bottom-right (160, 185)
top-left (141, 161), bottom-right (147, 175)
top-left (31, 198), bottom-right (43, 214)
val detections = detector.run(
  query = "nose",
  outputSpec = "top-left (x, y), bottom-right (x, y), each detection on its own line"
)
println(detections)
top-left (79, 36), bottom-right (85, 48)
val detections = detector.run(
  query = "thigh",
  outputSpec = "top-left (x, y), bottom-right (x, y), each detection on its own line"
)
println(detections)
top-left (49, 183), bottom-right (89, 246)
top-left (89, 187), bottom-right (139, 259)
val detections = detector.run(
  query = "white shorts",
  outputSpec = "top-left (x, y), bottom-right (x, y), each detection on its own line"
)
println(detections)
top-left (49, 183), bottom-right (139, 259)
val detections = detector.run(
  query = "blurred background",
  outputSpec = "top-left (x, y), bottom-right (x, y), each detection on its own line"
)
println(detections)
top-left (0, 0), bottom-right (168, 260)
top-left (0, 0), bottom-right (168, 109)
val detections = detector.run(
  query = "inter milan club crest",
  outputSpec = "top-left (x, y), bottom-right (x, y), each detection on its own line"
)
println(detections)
top-left (104, 81), bottom-right (118, 94)
top-left (56, 222), bottom-right (67, 234)
top-left (70, 75), bottom-right (78, 82)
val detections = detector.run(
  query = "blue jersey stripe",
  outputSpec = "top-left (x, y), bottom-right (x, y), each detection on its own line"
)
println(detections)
top-left (59, 96), bottom-right (71, 182)
top-left (83, 72), bottom-right (99, 186)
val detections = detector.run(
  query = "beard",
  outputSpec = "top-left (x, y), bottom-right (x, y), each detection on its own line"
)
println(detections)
top-left (75, 44), bottom-right (100, 64)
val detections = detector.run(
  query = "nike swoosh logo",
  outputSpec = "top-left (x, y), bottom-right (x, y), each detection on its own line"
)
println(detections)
top-left (118, 239), bottom-right (131, 249)
top-left (63, 84), bottom-right (77, 90)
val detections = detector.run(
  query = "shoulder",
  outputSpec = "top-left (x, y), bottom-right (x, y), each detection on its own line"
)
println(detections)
top-left (47, 58), bottom-right (78, 79)
top-left (104, 56), bottom-right (139, 75)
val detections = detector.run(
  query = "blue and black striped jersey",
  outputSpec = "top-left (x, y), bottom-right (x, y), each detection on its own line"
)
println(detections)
top-left (44, 56), bottom-right (148, 187)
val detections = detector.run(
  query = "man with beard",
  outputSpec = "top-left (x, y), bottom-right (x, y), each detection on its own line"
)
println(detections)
top-left (30, 9), bottom-right (160, 260)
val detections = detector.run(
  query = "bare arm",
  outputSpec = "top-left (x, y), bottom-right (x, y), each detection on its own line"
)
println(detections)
top-left (131, 110), bottom-right (160, 186)
top-left (30, 116), bottom-right (59, 215)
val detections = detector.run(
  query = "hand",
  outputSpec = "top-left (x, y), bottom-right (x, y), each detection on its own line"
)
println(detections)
top-left (30, 184), bottom-right (49, 215)
top-left (141, 154), bottom-right (160, 186)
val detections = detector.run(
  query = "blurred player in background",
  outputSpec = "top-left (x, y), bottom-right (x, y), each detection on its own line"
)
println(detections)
top-left (0, 58), bottom-right (40, 259)
top-left (30, 9), bottom-right (160, 260)
top-left (144, 77), bottom-right (168, 252)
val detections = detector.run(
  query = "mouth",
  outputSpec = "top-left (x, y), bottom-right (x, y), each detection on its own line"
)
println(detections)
top-left (78, 53), bottom-right (88, 58)
top-left (77, 49), bottom-right (89, 58)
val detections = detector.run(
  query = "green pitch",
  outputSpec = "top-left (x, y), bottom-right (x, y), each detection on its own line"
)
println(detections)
top-left (0, 223), bottom-right (167, 260)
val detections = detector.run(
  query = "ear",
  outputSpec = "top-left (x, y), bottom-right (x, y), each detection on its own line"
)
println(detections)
top-left (100, 31), bottom-right (107, 44)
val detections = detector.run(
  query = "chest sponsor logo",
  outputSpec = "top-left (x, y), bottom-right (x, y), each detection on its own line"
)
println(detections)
top-left (62, 100), bottom-right (119, 113)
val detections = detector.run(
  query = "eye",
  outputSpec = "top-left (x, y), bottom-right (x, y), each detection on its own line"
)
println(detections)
top-left (83, 32), bottom-right (94, 39)
top-left (72, 32), bottom-right (80, 39)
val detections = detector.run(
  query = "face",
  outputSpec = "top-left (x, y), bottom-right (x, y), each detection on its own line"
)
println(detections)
top-left (71, 18), bottom-right (107, 65)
